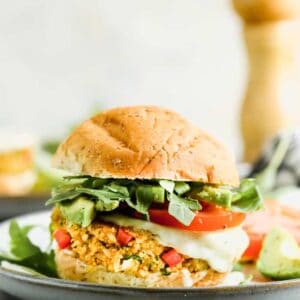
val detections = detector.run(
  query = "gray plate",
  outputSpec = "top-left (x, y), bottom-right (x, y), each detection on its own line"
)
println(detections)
top-left (0, 269), bottom-right (300, 300)
top-left (1, 212), bottom-right (300, 300)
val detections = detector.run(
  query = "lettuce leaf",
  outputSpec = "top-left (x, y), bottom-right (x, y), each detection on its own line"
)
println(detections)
top-left (46, 176), bottom-right (263, 227)
top-left (168, 193), bottom-right (201, 226)
top-left (0, 220), bottom-right (57, 277)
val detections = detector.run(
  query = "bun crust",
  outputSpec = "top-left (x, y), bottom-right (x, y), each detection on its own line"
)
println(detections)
top-left (55, 249), bottom-right (226, 288)
top-left (53, 106), bottom-right (239, 186)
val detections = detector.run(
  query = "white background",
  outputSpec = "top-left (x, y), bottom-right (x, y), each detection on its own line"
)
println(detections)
top-left (0, 0), bottom-right (246, 155)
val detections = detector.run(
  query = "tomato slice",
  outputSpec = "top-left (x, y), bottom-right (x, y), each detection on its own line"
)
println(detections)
top-left (149, 205), bottom-right (246, 231)
top-left (241, 233), bottom-right (263, 261)
top-left (242, 200), bottom-right (300, 260)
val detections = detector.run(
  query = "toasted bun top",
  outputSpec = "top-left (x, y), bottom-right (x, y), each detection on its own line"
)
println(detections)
top-left (53, 106), bottom-right (239, 186)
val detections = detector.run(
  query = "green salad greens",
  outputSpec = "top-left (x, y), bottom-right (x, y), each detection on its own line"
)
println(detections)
top-left (0, 221), bottom-right (57, 277)
top-left (46, 176), bottom-right (263, 227)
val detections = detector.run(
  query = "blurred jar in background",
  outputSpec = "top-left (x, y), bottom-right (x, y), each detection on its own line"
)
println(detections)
top-left (0, 131), bottom-right (36, 196)
top-left (233, 0), bottom-right (300, 163)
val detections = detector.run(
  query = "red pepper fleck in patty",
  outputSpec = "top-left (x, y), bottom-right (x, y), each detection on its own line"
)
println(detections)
top-left (161, 249), bottom-right (183, 267)
top-left (117, 228), bottom-right (134, 246)
top-left (54, 229), bottom-right (71, 249)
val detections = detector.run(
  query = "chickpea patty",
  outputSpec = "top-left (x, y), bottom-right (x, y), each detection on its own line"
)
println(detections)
top-left (51, 207), bottom-right (217, 279)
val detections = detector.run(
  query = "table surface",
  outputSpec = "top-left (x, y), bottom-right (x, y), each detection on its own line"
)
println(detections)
top-left (0, 292), bottom-right (17, 300)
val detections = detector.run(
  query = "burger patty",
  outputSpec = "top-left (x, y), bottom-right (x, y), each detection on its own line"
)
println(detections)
top-left (51, 207), bottom-right (223, 282)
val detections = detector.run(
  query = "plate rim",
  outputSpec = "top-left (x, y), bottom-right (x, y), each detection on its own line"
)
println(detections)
top-left (1, 267), bottom-right (300, 295)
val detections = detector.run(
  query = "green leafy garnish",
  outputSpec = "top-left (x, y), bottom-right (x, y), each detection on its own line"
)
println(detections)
top-left (0, 261), bottom-right (46, 277)
top-left (0, 221), bottom-right (57, 277)
top-left (159, 180), bottom-right (175, 193)
top-left (46, 176), bottom-right (262, 227)
top-left (131, 186), bottom-right (164, 216)
top-left (122, 254), bottom-right (142, 263)
top-left (174, 182), bottom-right (190, 195)
top-left (233, 262), bottom-right (244, 272)
top-left (239, 275), bottom-right (253, 286)
top-left (198, 178), bottom-right (263, 213)
top-left (160, 267), bottom-right (171, 276)
top-left (46, 189), bottom-right (82, 205)
top-left (168, 193), bottom-right (201, 226)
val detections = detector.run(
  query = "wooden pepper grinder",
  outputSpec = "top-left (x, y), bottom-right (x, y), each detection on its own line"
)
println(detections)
top-left (232, 0), bottom-right (300, 163)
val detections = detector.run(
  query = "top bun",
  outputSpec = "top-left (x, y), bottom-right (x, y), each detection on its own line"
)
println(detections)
top-left (53, 106), bottom-right (239, 186)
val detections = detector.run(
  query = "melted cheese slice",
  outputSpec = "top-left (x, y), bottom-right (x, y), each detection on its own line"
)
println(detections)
top-left (101, 215), bottom-right (249, 273)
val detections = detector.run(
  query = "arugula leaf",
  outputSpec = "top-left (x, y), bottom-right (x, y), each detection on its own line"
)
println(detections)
top-left (122, 254), bottom-right (142, 263)
top-left (9, 220), bottom-right (41, 260)
top-left (174, 182), bottom-right (190, 195)
top-left (104, 183), bottom-right (130, 197)
top-left (20, 225), bottom-right (36, 236)
top-left (0, 221), bottom-right (57, 277)
top-left (159, 180), bottom-right (175, 193)
top-left (160, 267), bottom-right (171, 276)
top-left (0, 261), bottom-right (46, 277)
top-left (63, 175), bottom-right (92, 180)
top-left (198, 178), bottom-right (263, 213)
top-left (233, 262), bottom-right (244, 272)
top-left (159, 180), bottom-right (190, 196)
top-left (170, 193), bottom-right (201, 210)
top-left (231, 179), bottom-right (264, 212)
top-left (47, 175), bottom-right (263, 228)
top-left (46, 189), bottom-right (81, 205)
top-left (167, 193), bottom-right (201, 226)
top-left (125, 186), bottom-right (159, 216)
top-left (75, 187), bottom-right (128, 201)
top-left (89, 178), bottom-right (109, 189)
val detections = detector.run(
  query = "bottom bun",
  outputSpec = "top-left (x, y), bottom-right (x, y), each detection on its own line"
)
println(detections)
top-left (55, 249), bottom-right (226, 288)
top-left (0, 170), bottom-right (36, 196)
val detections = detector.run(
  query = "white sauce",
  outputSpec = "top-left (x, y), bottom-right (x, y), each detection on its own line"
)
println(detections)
top-left (101, 215), bottom-right (249, 273)
top-left (181, 269), bottom-right (194, 287)
top-left (218, 272), bottom-right (246, 286)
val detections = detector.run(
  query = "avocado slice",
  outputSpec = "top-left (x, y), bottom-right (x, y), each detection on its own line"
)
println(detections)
top-left (136, 186), bottom-right (165, 204)
top-left (59, 197), bottom-right (96, 228)
top-left (257, 228), bottom-right (300, 279)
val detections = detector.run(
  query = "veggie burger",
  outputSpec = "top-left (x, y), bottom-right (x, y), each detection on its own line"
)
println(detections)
top-left (48, 106), bottom-right (262, 287)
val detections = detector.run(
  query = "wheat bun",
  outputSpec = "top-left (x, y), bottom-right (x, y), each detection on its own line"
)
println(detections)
top-left (53, 106), bottom-right (239, 186)
top-left (55, 249), bottom-right (226, 288)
